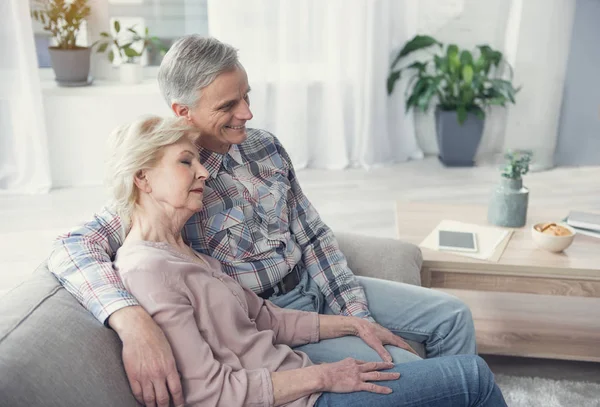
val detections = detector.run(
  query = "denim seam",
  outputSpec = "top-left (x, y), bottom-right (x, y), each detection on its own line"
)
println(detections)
top-left (401, 390), bottom-right (484, 407)
top-left (387, 326), bottom-right (444, 356)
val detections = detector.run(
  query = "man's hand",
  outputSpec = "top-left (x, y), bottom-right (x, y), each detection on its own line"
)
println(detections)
top-left (108, 306), bottom-right (184, 407)
top-left (352, 318), bottom-right (419, 362)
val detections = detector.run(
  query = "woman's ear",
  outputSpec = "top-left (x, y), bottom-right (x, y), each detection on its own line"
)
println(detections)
top-left (134, 169), bottom-right (151, 193)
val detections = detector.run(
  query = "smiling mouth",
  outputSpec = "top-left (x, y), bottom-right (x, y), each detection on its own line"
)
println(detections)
top-left (225, 125), bottom-right (245, 130)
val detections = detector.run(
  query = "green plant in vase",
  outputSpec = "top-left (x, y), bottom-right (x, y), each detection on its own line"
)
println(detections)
top-left (30, 0), bottom-right (93, 85)
top-left (95, 20), bottom-right (168, 84)
top-left (488, 150), bottom-right (533, 228)
top-left (501, 150), bottom-right (532, 180)
top-left (387, 35), bottom-right (520, 166)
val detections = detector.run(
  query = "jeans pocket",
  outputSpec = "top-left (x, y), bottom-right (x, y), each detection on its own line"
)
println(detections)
top-left (271, 273), bottom-right (321, 313)
top-left (302, 274), bottom-right (324, 313)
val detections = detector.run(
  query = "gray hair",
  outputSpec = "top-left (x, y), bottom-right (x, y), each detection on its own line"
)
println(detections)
top-left (158, 35), bottom-right (241, 108)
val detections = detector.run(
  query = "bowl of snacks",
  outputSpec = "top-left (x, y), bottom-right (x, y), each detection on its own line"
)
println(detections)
top-left (532, 222), bottom-right (576, 252)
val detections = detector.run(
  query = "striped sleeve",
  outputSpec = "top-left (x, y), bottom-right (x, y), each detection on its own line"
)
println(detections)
top-left (47, 205), bottom-right (136, 325)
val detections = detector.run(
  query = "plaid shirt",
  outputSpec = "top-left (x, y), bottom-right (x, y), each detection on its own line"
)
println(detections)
top-left (48, 129), bottom-right (371, 325)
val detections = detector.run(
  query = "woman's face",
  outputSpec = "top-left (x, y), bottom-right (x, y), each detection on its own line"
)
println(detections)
top-left (143, 135), bottom-right (209, 214)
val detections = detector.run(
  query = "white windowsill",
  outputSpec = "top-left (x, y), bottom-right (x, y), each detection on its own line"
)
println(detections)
top-left (39, 66), bottom-right (161, 96)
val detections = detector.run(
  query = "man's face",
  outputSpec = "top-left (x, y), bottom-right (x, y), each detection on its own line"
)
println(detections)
top-left (178, 67), bottom-right (253, 154)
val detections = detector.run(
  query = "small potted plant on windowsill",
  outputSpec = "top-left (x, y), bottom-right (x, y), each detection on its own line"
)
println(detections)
top-left (387, 35), bottom-right (520, 167)
top-left (487, 150), bottom-right (533, 227)
top-left (94, 21), bottom-right (167, 85)
top-left (31, 0), bottom-right (92, 86)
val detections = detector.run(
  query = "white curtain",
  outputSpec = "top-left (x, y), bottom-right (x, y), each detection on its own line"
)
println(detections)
top-left (0, 0), bottom-right (51, 193)
top-left (208, 0), bottom-right (423, 169)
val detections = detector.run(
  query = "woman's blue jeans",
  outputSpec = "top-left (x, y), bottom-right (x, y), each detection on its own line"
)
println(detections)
top-left (314, 355), bottom-right (507, 407)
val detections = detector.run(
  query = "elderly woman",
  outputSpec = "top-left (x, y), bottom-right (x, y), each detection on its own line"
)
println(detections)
top-left (106, 115), bottom-right (507, 407)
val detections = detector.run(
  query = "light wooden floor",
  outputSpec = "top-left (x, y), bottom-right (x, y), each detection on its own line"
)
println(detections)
top-left (1, 157), bottom-right (599, 381)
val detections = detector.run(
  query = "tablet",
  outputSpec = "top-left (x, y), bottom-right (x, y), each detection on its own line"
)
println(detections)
top-left (438, 230), bottom-right (478, 252)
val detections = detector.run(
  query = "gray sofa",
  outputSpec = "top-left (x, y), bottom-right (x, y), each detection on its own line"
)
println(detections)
top-left (0, 233), bottom-right (423, 407)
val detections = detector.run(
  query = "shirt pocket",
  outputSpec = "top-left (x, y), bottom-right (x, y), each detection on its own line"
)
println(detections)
top-left (260, 171), bottom-right (291, 237)
top-left (203, 205), bottom-right (254, 260)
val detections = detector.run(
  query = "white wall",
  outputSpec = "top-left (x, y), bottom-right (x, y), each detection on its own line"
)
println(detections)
top-left (43, 80), bottom-right (170, 187)
top-left (503, 0), bottom-right (575, 170)
top-left (555, 0), bottom-right (600, 166)
top-left (412, 0), bottom-right (575, 168)
top-left (43, 0), bottom-right (577, 187)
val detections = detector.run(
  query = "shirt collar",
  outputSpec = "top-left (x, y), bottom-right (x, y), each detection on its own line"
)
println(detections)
top-left (228, 144), bottom-right (243, 166)
top-left (199, 144), bottom-right (243, 179)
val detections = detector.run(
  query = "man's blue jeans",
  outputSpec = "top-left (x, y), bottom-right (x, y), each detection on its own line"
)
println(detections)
top-left (314, 355), bottom-right (507, 407)
top-left (270, 272), bottom-right (477, 363)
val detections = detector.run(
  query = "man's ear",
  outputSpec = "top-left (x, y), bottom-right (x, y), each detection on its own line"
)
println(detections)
top-left (134, 169), bottom-right (151, 193)
top-left (172, 103), bottom-right (190, 119)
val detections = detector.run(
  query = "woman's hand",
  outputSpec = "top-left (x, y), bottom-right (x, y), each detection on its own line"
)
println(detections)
top-left (353, 319), bottom-right (419, 362)
top-left (318, 358), bottom-right (400, 394)
top-left (318, 315), bottom-right (419, 363)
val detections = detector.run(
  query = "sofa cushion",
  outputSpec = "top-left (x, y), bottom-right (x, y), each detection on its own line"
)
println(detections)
top-left (0, 262), bottom-right (138, 407)
top-left (335, 233), bottom-right (423, 287)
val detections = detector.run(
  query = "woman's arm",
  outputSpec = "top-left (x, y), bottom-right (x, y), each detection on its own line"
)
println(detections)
top-left (244, 287), bottom-right (361, 346)
top-left (243, 286), bottom-right (319, 346)
top-left (317, 314), bottom-right (360, 339)
top-left (123, 268), bottom-right (274, 407)
top-left (124, 267), bottom-right (398, 407)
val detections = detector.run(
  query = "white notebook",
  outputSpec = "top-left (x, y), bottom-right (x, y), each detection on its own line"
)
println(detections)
top-left (567, 211), bottom-right (600, 232)
top-left (419, 220), bottom-right (513, 262)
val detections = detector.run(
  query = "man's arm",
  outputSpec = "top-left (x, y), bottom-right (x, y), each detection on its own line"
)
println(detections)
top-left (272, 136), bottom-right (373, 320)
top-left (49, 206), bottom-right (184, 407)
top-left (47, 205), bottom-right (137, 324)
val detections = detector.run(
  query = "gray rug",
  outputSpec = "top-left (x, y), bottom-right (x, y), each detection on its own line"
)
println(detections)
top-left (496, 374), bottom-right (600, 407)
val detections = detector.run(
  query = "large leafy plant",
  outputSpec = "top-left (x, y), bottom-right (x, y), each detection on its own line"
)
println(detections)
top-left (31, 0), bottom-right (91, 50)
top-left (387, 35), bottom-right (519, 124)
top-left (95, 21), bottom-right (167, 64)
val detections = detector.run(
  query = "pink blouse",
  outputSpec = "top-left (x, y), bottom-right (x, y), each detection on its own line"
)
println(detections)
top-left (114, 241), bottom-right (321, 407)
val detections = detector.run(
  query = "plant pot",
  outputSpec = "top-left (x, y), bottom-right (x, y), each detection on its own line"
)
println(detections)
top-left (48, 47), bottom-right (92, 86)
top-left (435, 107), bottom-right (484, 167)
top-left (119, 63), bottom-right (143, 85)
top-left (487, 178), bottom-right (529, 227)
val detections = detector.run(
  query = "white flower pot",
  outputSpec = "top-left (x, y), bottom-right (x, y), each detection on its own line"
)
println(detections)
top-left (119, 63), bottom-right (143, 85)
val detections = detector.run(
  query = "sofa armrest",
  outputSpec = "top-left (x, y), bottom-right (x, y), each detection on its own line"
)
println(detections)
top-left (335, 232), bottom-right (422, 287)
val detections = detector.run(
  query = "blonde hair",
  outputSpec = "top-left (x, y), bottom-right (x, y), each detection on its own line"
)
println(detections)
top-left (105, 115), bottom-right (199, 224)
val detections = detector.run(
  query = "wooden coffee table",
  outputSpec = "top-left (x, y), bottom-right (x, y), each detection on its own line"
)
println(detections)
top-left (395, 202), bottom-right (600, 362)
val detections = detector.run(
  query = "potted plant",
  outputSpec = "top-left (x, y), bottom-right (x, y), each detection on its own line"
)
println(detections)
top-left (31, 0), bottom-right (92, 86)
top-left (487, 150), bottom-right (532, 227)
top-left (387, 35), bottom-right (520, 167)
top-left (95, 21), bottom-right (167, 85)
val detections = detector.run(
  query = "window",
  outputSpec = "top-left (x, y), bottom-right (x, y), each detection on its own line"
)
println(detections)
top-left (108, 0), bottom-right (208, 66)
top-left (32, 0), bottom-right (208, 68)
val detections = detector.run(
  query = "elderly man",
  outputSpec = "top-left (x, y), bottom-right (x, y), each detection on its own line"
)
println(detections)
top-left (49, 35), bottom-right (476, 407)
